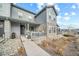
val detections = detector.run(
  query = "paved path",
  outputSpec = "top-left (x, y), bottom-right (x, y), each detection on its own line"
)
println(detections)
top-left (21, 36), bottom-right (50, 56)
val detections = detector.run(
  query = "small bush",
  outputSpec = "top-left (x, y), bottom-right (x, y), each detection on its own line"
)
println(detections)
top-left (63, 34), bottom-right (74, 37)
top-left (17, 47), bottom-right (26, 56)
top-left (11, 32), bottom-right (16, 39)
top-left (27, 35), bottom-right (31, 39)
top-left (42, 40), bottom-right (49, 47)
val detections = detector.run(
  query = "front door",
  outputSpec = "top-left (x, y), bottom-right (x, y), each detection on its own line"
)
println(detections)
top-left (20, 25), bottom-right (25, 35)
top-left (0, 20), bottom-right (4, 37)
top-left (30, 26), bottom-right (34, 31)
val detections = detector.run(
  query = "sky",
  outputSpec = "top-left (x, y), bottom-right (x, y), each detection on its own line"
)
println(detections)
top-left (16, 3), bottom-right (79, 29)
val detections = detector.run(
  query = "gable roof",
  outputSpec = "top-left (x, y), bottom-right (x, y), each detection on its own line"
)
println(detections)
top-left (11, 4), bottom-right (57, 18)
top-left (11, 3), bottom-right (36, 15)
top-left (35, 5), bottom-right (58, 18)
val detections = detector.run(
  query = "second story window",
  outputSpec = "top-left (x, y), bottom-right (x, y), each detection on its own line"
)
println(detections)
top-left (18, 11), bottom-right (23, 18)
top-left (28, 16), bottom-right (33, 21)
top-left (49, 15), bottom-right (51, 19)
top-left (28, 16), bottom-right (32, 19)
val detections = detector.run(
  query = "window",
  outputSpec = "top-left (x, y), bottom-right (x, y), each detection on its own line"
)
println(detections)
top-left (53, 18), bottom-right (55, 21)
top-left (18, 11), bottom-right (23, 18)
top-left (28, 16), bottom-right (32, 20)
top-left (49, 26), bottom-right (52, 33)
top-left (49, 30), bottom-right (51, 33)
top-left (49, 15), bottom-right (51, 19)
top-left (28, 16), bottom-right (32, 19)
top-left (0, 21), bottom-right (3, 28)
top-left (54, 28), bottom-right (55, 33)
top-left (52, 27), bottom-right (55, 33)
top-left (19, 16), bottom-right (22, 18)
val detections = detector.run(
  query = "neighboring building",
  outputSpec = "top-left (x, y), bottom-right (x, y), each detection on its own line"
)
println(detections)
top-left (61, 29), bottom-right (79, 35)
top-left (0, 3), bottom-right (59, 39)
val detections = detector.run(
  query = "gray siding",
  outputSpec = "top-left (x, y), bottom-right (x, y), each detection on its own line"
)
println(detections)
top-left (11, 6), bottom-right (35, 22)
top-left (35, 10), bottom-right (47, 32)
top-left (46, 7), bottom-right (58, 35)
top-left (47, 8), bottom-right (57, 26)
top-left (35, 10), bottom-right (47, 24)
top-left (11, 22), bottom-right (20, 38)
top-left (0, 3), bottom-right (11, 17)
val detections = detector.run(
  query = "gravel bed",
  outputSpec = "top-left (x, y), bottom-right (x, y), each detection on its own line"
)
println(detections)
top-left (0, 38), bottom-right (25, 56)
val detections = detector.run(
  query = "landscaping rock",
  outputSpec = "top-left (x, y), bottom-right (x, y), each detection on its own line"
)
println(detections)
top-left (0, 38), bottom-right (26, 56)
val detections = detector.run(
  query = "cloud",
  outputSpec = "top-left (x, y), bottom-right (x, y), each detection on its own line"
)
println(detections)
top-left (47, 3), bottom-right (55, 5)
top-left (57, 16), bottom-right (62, 20)
top-left (13, 3), bottom-right (16, 5)
top-left (30, 4), bottom-right (33, 6)
top-left (36, 3), bottom-right (55, 12)
top-left (54, 4), bottom-right (60, 12)
top-left (67, 23), bottom-right (79, 29)
top-left (64, 12), bottom-right (69, 16)
top-left (71, 5), bottom-right (76, 9)
top-left (57, 15), bottom-right (70, 21)
top-left (63, 16), bottom-right (70, 21)
top-left (71, 12), bottom-right (76, 15)
top-left (36, 3), bottom-right (46, 12)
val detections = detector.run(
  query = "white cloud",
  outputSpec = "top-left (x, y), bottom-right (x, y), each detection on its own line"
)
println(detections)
top-left (72, 5), bottom-right (76, 9)
top-left (47, 3), bottom-right (55, 5)
top-left (54, 4), bottom-right (60, 12)
top-left (30, 4), bottom-right (33, 6)
top-left (57, 16), bottom-right (62, 19)
top-left (71, 12), bottom-right (76, 15)
top-left (67, 23), bottom-right (79, 29)
top-left (36, 3), bottom-right (55, 12)
top-left (64, 13), bottom-right (69, 16)
top-left (63, 16), bottom-right (70, 21)
top-left (36, 3), bottom-right (46, 12)
top-left (13, 3), bottom-right (16, 5)
top-left (57, 15), bottom-right (70, 21)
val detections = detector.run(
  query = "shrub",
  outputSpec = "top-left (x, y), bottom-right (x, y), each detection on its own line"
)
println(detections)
top-left (11, 32), bottom-right (16, 39)
top-left (63, 34), bottom-right (74, 37)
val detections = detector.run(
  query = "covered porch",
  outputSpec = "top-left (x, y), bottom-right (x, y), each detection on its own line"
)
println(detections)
top-left (0, 16), bottom-right (42, 39)
top-left (20, 23), bottom-right (39, 35)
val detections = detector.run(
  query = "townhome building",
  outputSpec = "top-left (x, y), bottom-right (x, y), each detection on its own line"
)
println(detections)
top-left (0, 3), bottom-right (59, 39)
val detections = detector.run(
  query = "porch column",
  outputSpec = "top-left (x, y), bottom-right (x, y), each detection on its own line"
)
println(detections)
top-left (27, 23), bottom-right (29, 32)
top-left (4, 19), bottom-right (11, 39)
top-left (25, 24), bottom-right (27, 34)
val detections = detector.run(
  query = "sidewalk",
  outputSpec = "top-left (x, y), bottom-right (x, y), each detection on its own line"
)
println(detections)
top-left (21, 36), bottom-right (50, 56)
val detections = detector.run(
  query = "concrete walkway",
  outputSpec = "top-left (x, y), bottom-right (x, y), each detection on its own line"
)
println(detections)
top-left (21, 36), bottom-right (50, 56)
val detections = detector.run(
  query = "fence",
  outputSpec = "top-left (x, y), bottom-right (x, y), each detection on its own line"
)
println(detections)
top-left (31, 32), bottom-right (46, 37)
top-left (26, 32), bottom-right (46, 40)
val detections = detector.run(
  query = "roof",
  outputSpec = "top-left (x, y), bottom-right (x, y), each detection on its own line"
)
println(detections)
top-left (11, 4), bottom-right (57, 18)
top-left (0, 16), bottom-right (40, 25)
top-left (11, 4), bottom-right (36, 15)
top-left (35, 5), bottom-right (58, 18)
top-left (56, 24), bottom-right (59, 27)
